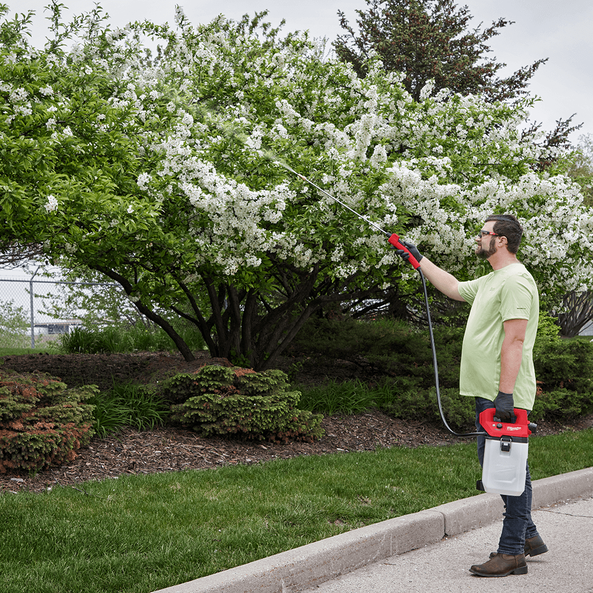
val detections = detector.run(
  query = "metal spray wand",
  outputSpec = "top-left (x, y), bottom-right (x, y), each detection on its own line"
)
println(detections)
top-left (274, 158), bottom-right (487, 438)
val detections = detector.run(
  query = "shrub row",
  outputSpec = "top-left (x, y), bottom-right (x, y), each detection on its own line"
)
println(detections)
top-left (292, 317), bottom-right (593, 428)
top-left (0, 364), bottom-right (325, 472)
top-left (3, 315), bottom-right (591, 472)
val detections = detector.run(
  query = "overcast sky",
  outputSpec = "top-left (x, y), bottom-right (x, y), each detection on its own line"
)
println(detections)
top-left (15, 0), bottom-right (592, 142)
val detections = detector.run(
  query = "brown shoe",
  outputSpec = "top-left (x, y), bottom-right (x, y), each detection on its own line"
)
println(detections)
top-left (524, 534), bottom-right (548, 557)
top-left (489, 535), bottom-right (549, 559)
top-left (470, 553), bottom-right (528, 577)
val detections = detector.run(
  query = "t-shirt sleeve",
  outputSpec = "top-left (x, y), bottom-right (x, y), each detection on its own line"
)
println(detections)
top-left (499, 273), bottom-right (535, 321)
top-left (458, 277), bottom-right (482, 305)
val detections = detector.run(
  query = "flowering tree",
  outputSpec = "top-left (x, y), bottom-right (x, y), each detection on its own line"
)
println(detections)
top-left (1, 3), bottom-right (592, 368)
top-left (565, 134), bottom-right (593, 207)
top-left (551, 134), bottom-right (593, 336)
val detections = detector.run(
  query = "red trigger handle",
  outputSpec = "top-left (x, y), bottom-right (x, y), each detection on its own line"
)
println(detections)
top-left (388, 233), bottom-right (421, 269)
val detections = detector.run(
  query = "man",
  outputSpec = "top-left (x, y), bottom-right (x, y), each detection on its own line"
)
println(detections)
top-left (396, 214), bottom-right (547, 577)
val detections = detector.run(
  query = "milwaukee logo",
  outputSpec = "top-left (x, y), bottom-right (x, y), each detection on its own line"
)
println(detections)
top-left (506, 426), bottom-right (522, 431)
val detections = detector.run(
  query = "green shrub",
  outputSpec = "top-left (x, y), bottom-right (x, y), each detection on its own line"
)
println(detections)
top-left (428, 387), bottom-right (476, 429)
top-left (164, 366), bottom-right (324, 443)
top-left (537, 311), bottom-right (562, 341)
top-left (291, 317), bottom-right (463, 390)
top-left (534, 338), bottom-right (593, 394)
top-left (531, 388), bottom-right (587, 421)
top-left (160, 365), bottom-right (236, 404)
top-left (292, 317), bottom-right (431, 376)
top-left (292, 316), bottom-right (593, 425)
top-left (0, 369), bottom-right (96, 473)
top-left (532, 337), bottom-right (593, 421)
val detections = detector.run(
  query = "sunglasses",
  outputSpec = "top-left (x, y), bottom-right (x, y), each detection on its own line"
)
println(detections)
top-left (477, 230), bottom-right (500, 238)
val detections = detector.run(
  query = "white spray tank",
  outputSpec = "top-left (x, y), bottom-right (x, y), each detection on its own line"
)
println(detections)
top-left (477, 408), bottom-right (537, 496)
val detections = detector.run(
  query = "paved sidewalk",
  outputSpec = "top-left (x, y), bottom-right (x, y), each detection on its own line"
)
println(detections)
top-left (153, 467), bottom-right (593, 593)
top-left (301, 496), bottom-right (593, 593)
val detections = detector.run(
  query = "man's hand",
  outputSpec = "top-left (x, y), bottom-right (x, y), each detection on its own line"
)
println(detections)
top-left (494, 391), bottom-right (516, 423)
top-left (394, 240), bottom-right (423, 265)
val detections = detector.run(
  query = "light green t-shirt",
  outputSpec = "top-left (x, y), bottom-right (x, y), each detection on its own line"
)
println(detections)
top-left (457, 263), bottom-right (539, 410)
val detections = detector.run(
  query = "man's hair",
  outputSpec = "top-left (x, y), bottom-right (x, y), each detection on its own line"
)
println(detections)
top-left (485, 214), bottom-right (523, 254)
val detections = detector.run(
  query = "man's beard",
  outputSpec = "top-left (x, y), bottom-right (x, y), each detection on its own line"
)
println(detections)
top-left (476, 237), bottom-right (497, 260)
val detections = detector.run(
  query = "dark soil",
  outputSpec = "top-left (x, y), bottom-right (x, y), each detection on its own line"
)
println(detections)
top-left (1, 351), bottom-right (591, 494)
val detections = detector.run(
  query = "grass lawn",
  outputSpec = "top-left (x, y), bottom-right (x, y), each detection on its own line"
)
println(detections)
top-left (0, 429), bottom-right (592, 593)
top-left (0, 346), bottom-right (51, 356)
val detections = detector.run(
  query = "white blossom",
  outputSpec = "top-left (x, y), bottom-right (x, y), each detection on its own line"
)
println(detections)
top-left (45, 195), bottom-right (58, 213)
top-left (137, 173), bottom-right (151, 190)
top-left (9, 87), bottom-right (28, 103)
top-left (370, 144), bottom-right (388, 168)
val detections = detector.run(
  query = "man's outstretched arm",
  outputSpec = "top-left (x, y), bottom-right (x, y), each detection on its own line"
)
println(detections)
top-left (418, 257), bottom-right (465, 302)
top-left (394, 241), bottom-right (465, 301)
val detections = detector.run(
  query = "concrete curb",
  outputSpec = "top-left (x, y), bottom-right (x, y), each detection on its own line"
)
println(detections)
top-left (152, 467), bottom-right (593, 593)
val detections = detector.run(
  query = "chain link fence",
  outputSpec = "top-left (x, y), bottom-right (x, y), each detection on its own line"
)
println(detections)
top-left (0, 273), bottom-right (114, 348)
top-left (2, 272), bottom-right (590, 352)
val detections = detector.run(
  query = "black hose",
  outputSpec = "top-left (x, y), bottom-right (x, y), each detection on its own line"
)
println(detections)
top-left (419, 268), bottom-right (481, 438)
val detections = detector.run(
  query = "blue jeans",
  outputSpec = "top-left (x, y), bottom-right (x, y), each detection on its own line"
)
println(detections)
top-left (475, 397), bottom-right (540, 555)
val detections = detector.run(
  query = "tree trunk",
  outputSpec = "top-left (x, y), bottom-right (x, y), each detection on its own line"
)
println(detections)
top-left (94, 266), bottom-right (196, 362)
